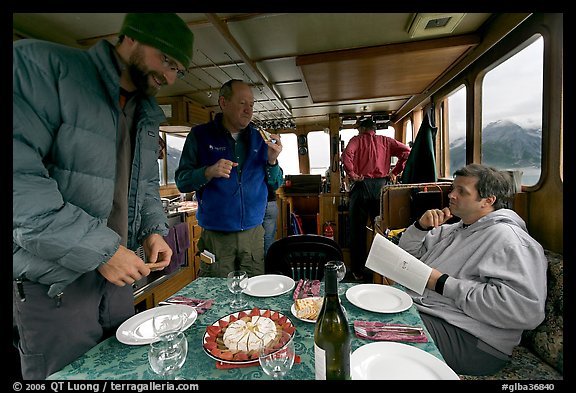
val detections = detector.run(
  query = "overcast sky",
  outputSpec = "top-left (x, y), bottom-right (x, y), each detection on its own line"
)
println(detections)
top-left (449, 37), bottom-right (543, 140)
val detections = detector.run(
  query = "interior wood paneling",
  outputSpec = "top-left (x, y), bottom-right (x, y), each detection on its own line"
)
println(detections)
top-left (297, 35), bottom-right (479, 104)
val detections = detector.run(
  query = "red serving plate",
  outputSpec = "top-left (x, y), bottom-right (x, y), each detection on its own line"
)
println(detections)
top-left (202, 307), bottom-right (296, 364)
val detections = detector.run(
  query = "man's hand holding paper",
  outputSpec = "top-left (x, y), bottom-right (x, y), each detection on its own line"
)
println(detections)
top-left (365, 233), bottom-right (432, 295)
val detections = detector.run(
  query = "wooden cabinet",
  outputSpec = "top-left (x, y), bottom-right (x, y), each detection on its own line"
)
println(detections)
top-left (134, 266), bottom-right (194, 312)
top-left (133, 210), bottom-right (202, 312)
top-left (278, 193), bottom-right (319, 236)
top-left (186, 210), bottom-right (202, 280)
top-left (156, 96), bottom-right (211, 127)
top-left (276, 190), bottom-right (353, 268)
top-left (319, 193), bottom-right (339, 237)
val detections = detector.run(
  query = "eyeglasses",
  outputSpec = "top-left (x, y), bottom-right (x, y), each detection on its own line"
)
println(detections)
top-left (161, 53), bottom-right (186, 80)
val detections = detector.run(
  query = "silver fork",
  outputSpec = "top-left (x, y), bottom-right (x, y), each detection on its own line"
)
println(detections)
top-left (354, 325), bottom-right (423, 336)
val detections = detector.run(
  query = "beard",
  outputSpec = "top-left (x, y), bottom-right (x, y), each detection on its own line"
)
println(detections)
top-left (127, 47), bottom-right (166, 97)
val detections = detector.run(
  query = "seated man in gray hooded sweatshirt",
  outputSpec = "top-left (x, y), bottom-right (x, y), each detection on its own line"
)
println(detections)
top-left (398, 163), bottom-right (547, 376)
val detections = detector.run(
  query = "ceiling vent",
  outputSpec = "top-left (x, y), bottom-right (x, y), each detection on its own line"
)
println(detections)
top-left (408, 13), bottom-right (466, 39)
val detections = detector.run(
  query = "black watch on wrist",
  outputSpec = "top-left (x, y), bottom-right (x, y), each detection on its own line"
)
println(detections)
top-left (414, 220), bottom-right (432, 231)
top-left (435, 273), bottom-right (449, 295)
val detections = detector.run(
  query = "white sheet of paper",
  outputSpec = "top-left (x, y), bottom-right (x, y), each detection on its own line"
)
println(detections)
top-left (366, 233), bottom-right (432, 295)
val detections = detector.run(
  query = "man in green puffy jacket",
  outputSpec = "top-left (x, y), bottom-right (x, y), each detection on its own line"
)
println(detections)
top-left (13, 13), bottom-right (193, 379)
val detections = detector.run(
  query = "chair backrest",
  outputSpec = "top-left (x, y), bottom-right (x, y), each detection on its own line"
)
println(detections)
top-left (265, 234), bottom-right (344, 281)
top-left (379, 182), bottom-right (453, 232)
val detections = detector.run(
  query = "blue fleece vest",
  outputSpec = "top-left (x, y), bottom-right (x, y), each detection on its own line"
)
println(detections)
top-left (194, 120), bottom-right (268, 231)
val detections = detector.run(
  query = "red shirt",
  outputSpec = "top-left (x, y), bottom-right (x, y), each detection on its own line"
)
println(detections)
top-left (341, 130), bottom-right (411, 179)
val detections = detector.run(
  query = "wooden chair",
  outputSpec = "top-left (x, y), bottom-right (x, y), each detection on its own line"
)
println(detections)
top-left (265, 234), bottom-right (344, 281)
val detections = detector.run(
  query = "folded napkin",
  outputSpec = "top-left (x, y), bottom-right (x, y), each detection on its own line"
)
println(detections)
top-left (160, 296), bottom-right (214, 314)
top-left (292, 279), bottom-right (321, 301)
top-left (216, 355), bottom-right (301, 369)
top-left (354, 321), bottom-right (428, 343)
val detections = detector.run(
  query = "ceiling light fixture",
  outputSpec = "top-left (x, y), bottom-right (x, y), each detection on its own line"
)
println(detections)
top-left (257, 118), bottom-right (297, 130)
top-left (407, 13), bottom-right (466, 38)
top-left (341, 116), bottom-right (358, 126)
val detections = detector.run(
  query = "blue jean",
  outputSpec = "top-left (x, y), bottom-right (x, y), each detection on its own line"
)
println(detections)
top-left (263, 200), bottom-right (279, 256)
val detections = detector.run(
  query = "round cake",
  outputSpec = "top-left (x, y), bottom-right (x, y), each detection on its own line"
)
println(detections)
top-left (223, 315), bottom-right (277, 352)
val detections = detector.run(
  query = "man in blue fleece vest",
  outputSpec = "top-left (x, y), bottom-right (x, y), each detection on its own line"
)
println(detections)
top-left (176, 79), bottom-right (283, 277)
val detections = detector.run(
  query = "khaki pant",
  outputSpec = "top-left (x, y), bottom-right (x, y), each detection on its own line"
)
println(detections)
top-left (197, 225), bottom-right (265, 277)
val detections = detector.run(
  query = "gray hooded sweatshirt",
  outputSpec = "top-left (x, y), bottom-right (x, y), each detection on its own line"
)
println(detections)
top-left (399, 209), bottom-right (547, 355)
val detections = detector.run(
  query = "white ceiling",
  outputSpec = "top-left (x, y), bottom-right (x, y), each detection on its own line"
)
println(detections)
top-left (13, 12), bottom-right (497, 129)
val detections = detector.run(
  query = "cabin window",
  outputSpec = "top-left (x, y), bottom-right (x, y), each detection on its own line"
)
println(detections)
top-left (447, 85), bottom-right (467, 175)
top-left (405, 119), bottom-right (413, 146)
top-left (308, 130), bottom-right (330, 175)
top-left (278, 132), bottom-right (299, 175)
top-left (339, 128), bottom-right (356, 147)
top-left (481, 36), bottom-right (543, 186)
top-left (158, 133), bottom-right (186, 186)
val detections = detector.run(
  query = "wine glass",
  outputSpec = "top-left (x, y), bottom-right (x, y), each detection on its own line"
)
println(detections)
top-left (258, 331), bottom-right (295, 380)
top-left (152, 308), bottom-right (188, 341)
top-left (148, 331), bottom-right (188, 379)
top-left (332, 260), bottom-right (347, 295)
top-left (227, 270), bottom-right (249, 309)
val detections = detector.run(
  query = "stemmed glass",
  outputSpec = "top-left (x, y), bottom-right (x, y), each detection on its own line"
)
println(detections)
top-left (148, 331), bottom-right (188, 379)
top-left (227, 270), bottom-right (249, 309)
top-left (258, 331), bottom-right (296, 380)
top-left (152, 309), bottom-right (188, 341)
top-left (332, 260), bottom-right (347, 295)
top-left (148, 307), bottom-right (190, 379)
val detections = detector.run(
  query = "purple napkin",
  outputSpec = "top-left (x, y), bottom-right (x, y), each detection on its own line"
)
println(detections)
top-left (293, 279), bottom-right (321, 301)
top-left (162, 227), bottom-right (179, 274)
top-left (354, 321), bottom-right (428, 342)
top-left (292, 279), bottom-right (305, 300)
top-left (310, 280), bottom-right (321, 297)
top-left (174, 222), bottom-right (190, 252)
top-left (160, 296), bottom-right (214, 314)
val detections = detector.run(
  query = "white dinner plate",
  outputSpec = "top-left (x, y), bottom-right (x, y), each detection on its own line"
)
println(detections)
top-left (116, 304), bottom-right (197, 345)
top-left (243, 274), bottom-right (295, 297)
top-left (346, 284), bottom-right (413, 313)
top-left (351, 342), bottom-right (459, 380)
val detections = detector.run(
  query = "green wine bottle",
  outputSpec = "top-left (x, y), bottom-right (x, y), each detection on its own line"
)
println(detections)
top-left (314, 261), bottom-right (351, 380)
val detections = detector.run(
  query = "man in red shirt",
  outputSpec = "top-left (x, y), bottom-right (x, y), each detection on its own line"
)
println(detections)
top-left (341, 118), bottom-right (411, 281)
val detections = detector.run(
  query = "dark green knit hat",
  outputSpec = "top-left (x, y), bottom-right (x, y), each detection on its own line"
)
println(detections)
top-left (120, 13), bottom-right (193, 69)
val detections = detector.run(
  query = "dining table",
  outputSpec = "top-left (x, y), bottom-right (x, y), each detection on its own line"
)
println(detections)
top-left (47, 277), bottom-right (451, 380)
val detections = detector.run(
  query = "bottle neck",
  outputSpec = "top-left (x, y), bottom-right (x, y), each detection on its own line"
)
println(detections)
top-left (324, 265), bottom-right (338, 296)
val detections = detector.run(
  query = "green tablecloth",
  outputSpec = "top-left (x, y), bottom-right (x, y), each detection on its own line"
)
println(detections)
top-left (48, 278), bottom-right (445, 380)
